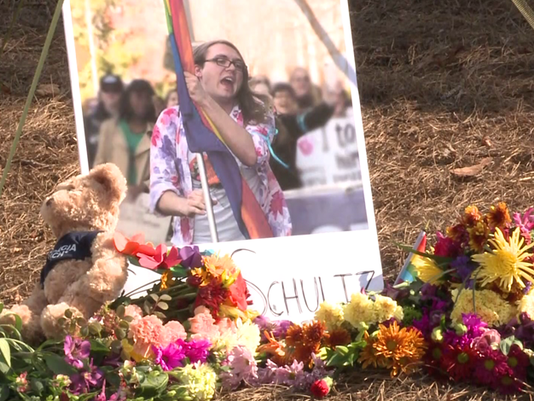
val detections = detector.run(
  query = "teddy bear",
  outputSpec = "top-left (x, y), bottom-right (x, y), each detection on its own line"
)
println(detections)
top-left (1, 163), bottom-right (130, 343)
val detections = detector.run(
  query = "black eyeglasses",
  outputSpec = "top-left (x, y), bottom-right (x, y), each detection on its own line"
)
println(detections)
top-left (204, 56), bottom-right (246, 72)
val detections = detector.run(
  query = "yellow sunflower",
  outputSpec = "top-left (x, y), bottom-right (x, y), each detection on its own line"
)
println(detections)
top-left (472, 228), bottom-right (534, 293)
top-left (411, 255), bottom-right (444, 284)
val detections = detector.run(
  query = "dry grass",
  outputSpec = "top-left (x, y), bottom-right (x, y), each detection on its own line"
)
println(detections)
top-left (2, 0), bottom-right (534, 399)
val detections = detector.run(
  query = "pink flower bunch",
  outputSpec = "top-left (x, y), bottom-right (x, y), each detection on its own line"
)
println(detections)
top-left (128, 315), bottom-right (187, 359)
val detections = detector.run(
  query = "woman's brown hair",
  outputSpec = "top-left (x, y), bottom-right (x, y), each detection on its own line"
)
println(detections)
top-left (193, 40), bottom-right (271, 124)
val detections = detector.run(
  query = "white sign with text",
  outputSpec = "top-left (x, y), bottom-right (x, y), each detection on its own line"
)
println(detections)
top-left (296, 115), bottom-right (362, 187)
top-left (122, 230), bottom-right (384, 323)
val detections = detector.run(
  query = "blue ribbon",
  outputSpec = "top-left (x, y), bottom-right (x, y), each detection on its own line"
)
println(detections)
top-left (251, 126), bottom-right (290, 170)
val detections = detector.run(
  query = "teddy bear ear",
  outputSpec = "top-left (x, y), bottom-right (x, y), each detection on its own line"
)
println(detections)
top-left (88, 163), bottom-right (127, 202)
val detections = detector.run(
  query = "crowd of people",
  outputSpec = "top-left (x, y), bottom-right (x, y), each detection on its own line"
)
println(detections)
top-left (82, 39), bottom-right (353, 245)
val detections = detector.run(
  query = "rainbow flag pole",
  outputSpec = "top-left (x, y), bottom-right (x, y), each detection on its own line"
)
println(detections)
top-left (196, 153), bottom-right (219, 243)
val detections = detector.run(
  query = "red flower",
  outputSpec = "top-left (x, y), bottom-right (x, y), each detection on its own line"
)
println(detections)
top-left (310, 379), bottom-right (331, 399)
top-left (195, 279), bottom-right (229, 320)
top-left (228, 273), bottom-right (251, 311)
top-left (442, 343), bottom-right (476, 382)
top-left (137, 244), bottom-right (181, 270)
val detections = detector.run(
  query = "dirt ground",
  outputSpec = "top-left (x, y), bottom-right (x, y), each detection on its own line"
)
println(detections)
top-left (2, 0), bottom-right (534, 399)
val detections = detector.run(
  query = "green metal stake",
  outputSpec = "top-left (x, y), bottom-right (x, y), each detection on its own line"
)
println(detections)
top-left (0, 0), bottom-right (66, 199)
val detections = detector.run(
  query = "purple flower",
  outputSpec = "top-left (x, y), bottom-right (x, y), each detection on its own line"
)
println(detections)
top-left (153, 343), bottom-right (186, 371)
top-left (179, 246), bottom-right (202, 268)
top-left (462, 313), bottom-right (487, 337)
top-left (64, 335), bottom-right (91, 369)
top-left (523, 281), bottom-right (532, 295)
top-left (69, 359), bottom-right (103, 395)
top-left (451, 256), bottom-right (477, 284)
top-left (180, 338), bottom-right (210, 364)
top-left (513, 208), bottom-right (534, 243)
top-left (253, 316), bottom-right (292, 341)
top-left (221, 346), bottom-right (258, 391)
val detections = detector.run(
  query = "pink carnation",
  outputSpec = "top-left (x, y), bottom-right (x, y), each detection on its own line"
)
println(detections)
top-left (129, 315), bottom-right (164, 358)
top-left (473, 329), bottom-right (501, 353)
top-left (189, 306), bottom-right (220, 342)
top-left (124, 305), bottom-right (143, 322)
top-left (158, 321), bottom-right (187, 348)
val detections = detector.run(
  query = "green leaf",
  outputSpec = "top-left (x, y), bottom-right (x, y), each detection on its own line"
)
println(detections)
top-left (500, 336), bottom-right (514, 356)
top-left (30, 379), bottom-right (45, 395)
top-left (110, 340), bottom-right (122, 355)
top-left (171, 267), bottom-right (188, 278)
top-left (115, 328), bottom-right (126, 340)
top-left (0, 339), bottom-right (11, 367)
top-left (159, 294), bottom-right (172, 302)
top-left (119, 320), bottom-right (130, 330)
top-left (0, 303), bottom-right (3, 316)
top-left (0, 384), bottom-right (10, 401)
top-left (116, 305), bottom-right (126, 319)
top-left (43, 353), bottom-right (78, 375)
top-left (64, 309), bottom-right (73, 319)
top-left (135, 370), bottom-right (169, 397)
top-left (13, 315), bottom-right (22, 333)
top-left (88, 322), bottom-right (103, 335)
top-left (0, 361), bottom-right (10, 375)
top-left (156, 302), bottom-right (169, 311)
top-left (89, 339), bottom-right (110, 354)
top-left (149, 294), bottom-right (160, 303)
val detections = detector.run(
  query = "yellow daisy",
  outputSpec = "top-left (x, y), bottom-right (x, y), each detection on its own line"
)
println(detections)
top-left (472, 228), bottom-right (534, 293)
top-left (411, 255), bottom-right (444, 284)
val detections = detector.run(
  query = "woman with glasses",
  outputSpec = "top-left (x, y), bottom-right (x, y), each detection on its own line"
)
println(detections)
top-left (149, 40), bottom-right (292, 246)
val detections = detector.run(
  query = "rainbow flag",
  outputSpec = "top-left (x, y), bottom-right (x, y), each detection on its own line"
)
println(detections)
top-left (394, 231), bottom-right (427, 285)
top-left (163, 0), bottom-right (273, 240)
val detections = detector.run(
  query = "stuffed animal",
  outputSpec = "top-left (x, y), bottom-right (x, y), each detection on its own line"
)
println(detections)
top-left (1, 163), bottom-right (129, 343)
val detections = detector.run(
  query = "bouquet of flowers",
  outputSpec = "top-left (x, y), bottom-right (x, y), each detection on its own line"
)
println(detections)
top-left (112, 232), bottom-right (254, 323)
top-left (5, 203), bottom-right (534, 400)
top-left (394, 202), bottom-right (534, 393)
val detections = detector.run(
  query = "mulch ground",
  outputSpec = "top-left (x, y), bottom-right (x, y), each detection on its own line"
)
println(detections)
top-left (2, 0), bottom-right (534, 399)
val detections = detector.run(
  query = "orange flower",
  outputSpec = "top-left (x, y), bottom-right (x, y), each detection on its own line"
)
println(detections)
top-left (462, 205), bottom-right (483, 227)
top-left (285, 324), bottom-right (304, 347)
top-left (202, 254), bottom-right (239, 286)
top-left (325, 328), bottom-right (352, 348)
top-left (364, 321), bottom-right (427, 377)
top-left (257, 331), bottom-right (287, 366)
top-left (285, 321), bottom-right (328, 367)
top-left (359, 331), bottom-right (389, 370)
top-left (487, 202), bottom-right (511, 229)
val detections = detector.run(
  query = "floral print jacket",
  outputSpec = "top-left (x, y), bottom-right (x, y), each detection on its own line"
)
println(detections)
top-left (149, 105), bottom-right (292, 246)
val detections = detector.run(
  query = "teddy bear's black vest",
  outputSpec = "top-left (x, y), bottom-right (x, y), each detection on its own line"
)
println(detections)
top-left (40, 231), bottom-right (102, 289)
